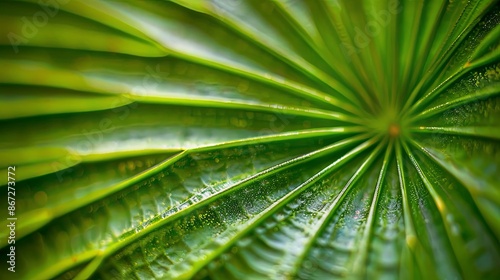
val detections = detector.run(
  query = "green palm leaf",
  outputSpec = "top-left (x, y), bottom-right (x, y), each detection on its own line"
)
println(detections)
top-left (1, 0), bottom-right (499, 279)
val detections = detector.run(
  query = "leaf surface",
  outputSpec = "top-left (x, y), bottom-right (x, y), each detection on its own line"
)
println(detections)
top-left (0, 0), bottom-right (499, 279)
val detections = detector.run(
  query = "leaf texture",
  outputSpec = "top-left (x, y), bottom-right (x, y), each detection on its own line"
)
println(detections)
top-left (0, 0), bottom-right (499, 279)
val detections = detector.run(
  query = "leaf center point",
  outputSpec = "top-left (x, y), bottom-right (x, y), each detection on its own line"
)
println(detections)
top-left (388, 123), bottom-right (400, 138)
